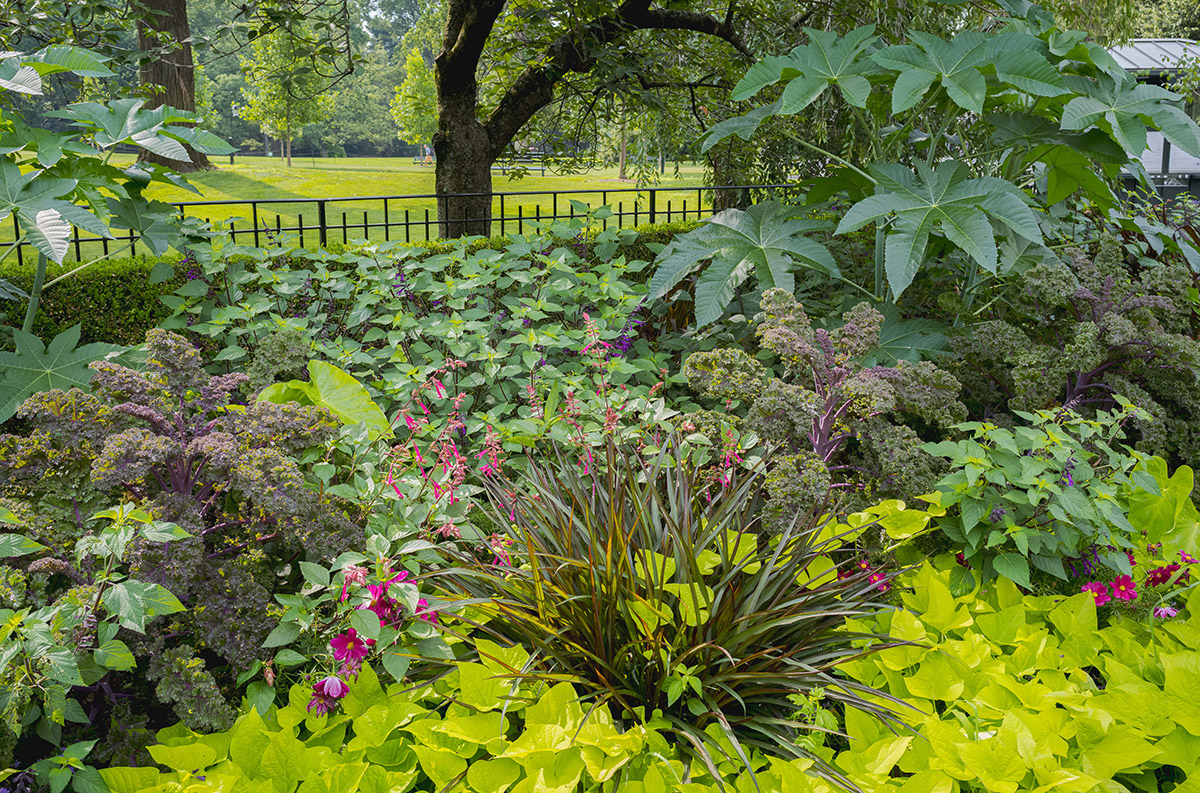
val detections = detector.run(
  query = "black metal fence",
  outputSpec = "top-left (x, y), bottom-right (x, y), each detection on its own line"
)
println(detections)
top-left (6, 183), bottom-right (802, 265)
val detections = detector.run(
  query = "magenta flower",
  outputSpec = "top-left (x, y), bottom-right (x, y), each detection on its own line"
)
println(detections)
top-left (330, 629), bottom-right (372, 662)
top-left (1154, 603), bottom-right (1179, 619)
top-left (1182, 551), bottom-right (1198, 565)
top-left (415, 598), bottom-right (440, 625)
top-left (313, 676), bottom-right (350, 699)
top-left (1147, 564), bottom-right (1183, 587)
top-left (307, 676), bottom-right (350, 714)
top-left (868, 572), bottom-right (891, 592)
top-left (1111, 575), bottom-right (1137, 601)
top-left (1081, 582), bottom-right (1111, 606)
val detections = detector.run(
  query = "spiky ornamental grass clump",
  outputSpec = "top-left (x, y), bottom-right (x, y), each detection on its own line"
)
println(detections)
top-left (684, 289), bottom-right (966, 520)
top-left (432, 438), bottom-right (908, 789)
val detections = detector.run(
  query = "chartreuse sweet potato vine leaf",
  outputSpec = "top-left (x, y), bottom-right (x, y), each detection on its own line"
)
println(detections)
top-left (647, 201), bottom-right (838, 326)
top-left (0, 325), bottom-right (120, 423)
top-left (836, 161), bottom-right (1041, 297)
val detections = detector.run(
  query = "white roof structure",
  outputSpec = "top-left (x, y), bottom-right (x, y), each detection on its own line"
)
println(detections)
top-left (1108, 39), bottom-right (1200, 76)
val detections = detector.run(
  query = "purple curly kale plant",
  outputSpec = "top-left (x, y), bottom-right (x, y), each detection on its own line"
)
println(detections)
top-left (686, 289), bottom-right (965, 523)
top-left (0, 329), bottom-right (361, 740)
top-left (952, 241), bottom-right (1200, 466)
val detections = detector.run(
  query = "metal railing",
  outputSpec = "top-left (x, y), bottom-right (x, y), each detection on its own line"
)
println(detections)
top-left (6, 183), bottom-right (802, 265)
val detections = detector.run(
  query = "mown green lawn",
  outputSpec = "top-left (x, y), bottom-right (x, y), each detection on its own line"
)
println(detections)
top-left (3, 157), bottom-right (715, 258)
top-left (154, 157), bottom-right (711, 245)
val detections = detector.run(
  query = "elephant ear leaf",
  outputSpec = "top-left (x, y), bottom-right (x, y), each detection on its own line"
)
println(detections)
top-left (647, 201), bottom-right (837, 327)
top-left (259, 360), bottom-right (392, 441)
top-left (0, 325), bottom-right (120, 423)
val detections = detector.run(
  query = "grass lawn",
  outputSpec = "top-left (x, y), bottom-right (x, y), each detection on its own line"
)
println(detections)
top-left (4, 157), bottom-right (718, 259)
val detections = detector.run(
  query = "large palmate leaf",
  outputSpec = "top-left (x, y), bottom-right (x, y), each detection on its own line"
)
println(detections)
top-left (56, 99), bottom-right (235, 161)
top-left (0, 160), bottom-right (112, 262)
top-left (872, 31), bottom-right (990, 114)
top-left (1061, 71), bottom-right (1200, 159)
top-left (862, 304), bottom-right (950, 366)
top-left (0, 325), bottom-right (120, 423)
top-left (648, 201), bottom-right (837, 326)
top-left (836, 161), bottom-right (1040, 297)
top-left (732, 25), bottom-right (878, 110)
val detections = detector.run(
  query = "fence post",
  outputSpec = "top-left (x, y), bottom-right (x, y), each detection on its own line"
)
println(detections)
top-left (318, 200), bottom-right (328, 247)
top-left (648, 189), bottom-right (656, 225)
top-left (252, 202), bottom-right (260, 246)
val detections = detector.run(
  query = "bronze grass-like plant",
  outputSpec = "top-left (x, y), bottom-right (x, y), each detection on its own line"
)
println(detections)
top-left (433, 439), bottom-right (909, 789)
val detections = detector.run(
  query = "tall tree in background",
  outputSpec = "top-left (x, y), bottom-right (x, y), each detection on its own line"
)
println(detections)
top-left (240, 29), bottom-right (335, 165)
top-left (390, 48), bottom-right (438, 147)
top-left (138, 0), bottom-right (211, 171)
top-left (432, 0), bottom-right (754, 237)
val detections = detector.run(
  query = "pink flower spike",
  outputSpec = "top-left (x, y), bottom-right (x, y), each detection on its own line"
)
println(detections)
top-left (433, 379), bottom-right (446, 399)
top-left (1111, 575), bottom-right (1137, 601)
top-left (1081, 581), bottom-right (1110, 606)
top-left (418, 400), bottom-right (429, 415)
top-left (314, 676), bottom-right (350, 699)
top-left (340, 564), bottom-right (368, 602)
top-left (404, 413), bottom-right (419, 432)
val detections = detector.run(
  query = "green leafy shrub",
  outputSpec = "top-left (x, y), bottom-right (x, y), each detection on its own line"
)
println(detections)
top-left (433, 437), bottom-right (906, 783)
top-left (0, 504), bottom-right (187, 763)
top-left (837, 556), bottom-right (1200, 793)
top-left (684, 288), bottom-right (965, 517)
top-left (0, 254), bottom-right (185, 347)
top-left (920, 401), bottom-right (1157, 589)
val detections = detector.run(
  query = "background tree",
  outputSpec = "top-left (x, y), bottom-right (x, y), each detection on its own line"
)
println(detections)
top-left (431, 0), bottom-right (756, 237)
top-left (239, 29), bottom-right (336, 166)
top-left (390, 48), bottom-right (438, 147)
top-left (138, 0), bottom-right (211, 171)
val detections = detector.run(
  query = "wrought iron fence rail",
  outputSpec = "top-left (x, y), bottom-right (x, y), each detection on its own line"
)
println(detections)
top-left (7, 183), bottom-right (802, 265)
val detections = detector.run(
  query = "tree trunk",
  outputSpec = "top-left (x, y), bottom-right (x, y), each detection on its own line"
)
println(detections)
top-left (433, 113), bottom-right (493, 237)
top-left (286, 103), bottom-right (292, 167)
top-left (137, 0), bottom-right (212, 172)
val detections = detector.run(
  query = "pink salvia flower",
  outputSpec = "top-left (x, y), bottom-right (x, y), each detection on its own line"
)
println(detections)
top-left (403, 413), bottom-right (419, 432)
top-left (340, 564), bottom-right (368, 602)
top-left (433, 380), bottom-right (446, 399)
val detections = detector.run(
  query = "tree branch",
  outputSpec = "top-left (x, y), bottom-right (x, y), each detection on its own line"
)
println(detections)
top-left (482, 0), bottom-right (755, 159)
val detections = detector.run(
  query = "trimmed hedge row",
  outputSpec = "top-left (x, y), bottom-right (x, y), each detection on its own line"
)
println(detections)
top-left (0, 219), bottom-right (699, 346)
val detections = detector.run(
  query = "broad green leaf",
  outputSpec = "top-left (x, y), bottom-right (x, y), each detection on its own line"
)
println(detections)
top-left (873, 32), bottom-right (989, 114)
top-left (837, 161), bottom-right (1039, 297)
top-left (94, 639), bottom-right (136, 671)
top-left (736, 26), bottom-right (877, 111)
top-left (648, 201), bottom-right (836, 325)
top-left (0, 326), bottom-right (120, 423)
top-left (0, 533), bottom-right (48, 557)
top-left (26, 46), bottom-right (113, 78)
top-left (698, 102), bottom-right (780, 153)
top-left (992, 552), bottom-right (1031, 589)
top-left (262, 621), bottom-right (301, 648)
top-left (146, 743), bottom-right (217, 772)
top-left (0, 60), bottom-right (41, 94)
